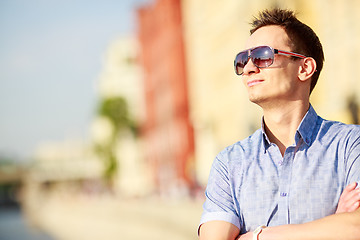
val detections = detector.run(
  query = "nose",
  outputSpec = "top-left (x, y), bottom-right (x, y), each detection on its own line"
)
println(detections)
top-left (242, 58), bottom-right (260, 75)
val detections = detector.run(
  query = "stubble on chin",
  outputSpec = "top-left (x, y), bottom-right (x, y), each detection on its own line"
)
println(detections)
top-left (247, 92), bottom-right (263, 105)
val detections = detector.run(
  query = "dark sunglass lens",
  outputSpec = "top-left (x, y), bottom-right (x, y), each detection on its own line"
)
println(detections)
top-left (251, 47), bottom-right (274, 68)
top-left (234, 52), bottom-right (248, 75)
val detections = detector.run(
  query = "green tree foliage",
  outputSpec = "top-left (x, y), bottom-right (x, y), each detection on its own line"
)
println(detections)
top-left (98, 97), bottom-right (133, 134)
top-left (95, 96), bottom-right (137, 186)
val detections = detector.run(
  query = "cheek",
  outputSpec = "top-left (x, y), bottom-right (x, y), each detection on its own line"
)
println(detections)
top-left (267, 72), bottom-right (296, 93)
top-left (285, 61), bottom-right (302, 79)
top-left (277, 64), bottom-right (299, 82)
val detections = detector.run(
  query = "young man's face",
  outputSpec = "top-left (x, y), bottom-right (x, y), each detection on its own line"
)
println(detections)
top-left (241, 25), bottom-right (303, 107)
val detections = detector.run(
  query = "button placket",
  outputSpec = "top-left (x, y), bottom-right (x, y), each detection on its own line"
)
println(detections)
top-left (278, 147), bottom-right (295, 224)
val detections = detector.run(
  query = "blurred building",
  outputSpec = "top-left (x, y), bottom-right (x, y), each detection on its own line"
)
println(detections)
top-left (309, 0), bottom-right (360, 123)
top-left (30, 139), bottom-right (102, 183)
top-left (137, 0), bottom-right (197, 197)
top-left (91, 36), bottom-right (152, 197)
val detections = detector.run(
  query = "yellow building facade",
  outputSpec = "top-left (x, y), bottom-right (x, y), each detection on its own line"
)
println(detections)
top-left (182, 0), bottom-right (360, 184)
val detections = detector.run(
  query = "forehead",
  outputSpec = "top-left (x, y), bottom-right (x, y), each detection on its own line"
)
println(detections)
top-left (245, 25), bottom-right (291, 50)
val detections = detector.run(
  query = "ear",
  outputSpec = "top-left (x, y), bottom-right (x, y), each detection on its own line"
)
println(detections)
top-left (298, 57), bottom-right (317, 82)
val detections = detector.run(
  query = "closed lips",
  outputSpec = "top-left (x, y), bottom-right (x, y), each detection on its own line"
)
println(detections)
top-left (247, 80), bottom-right (264, 87)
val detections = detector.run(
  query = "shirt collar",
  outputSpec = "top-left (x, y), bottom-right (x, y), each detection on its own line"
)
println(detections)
top-left (261, 104), bottom-right (318, 152)
top-left (261, 118), bottom-right (271, 151)
top-left (296, 104), bottom-right (318, 146)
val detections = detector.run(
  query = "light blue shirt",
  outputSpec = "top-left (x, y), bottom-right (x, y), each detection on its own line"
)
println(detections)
top-left (200, 105), bottom-right (360, 234)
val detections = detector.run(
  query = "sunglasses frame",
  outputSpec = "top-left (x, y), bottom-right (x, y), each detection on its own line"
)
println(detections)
top-left (234, 46), bottom-right (307, 75)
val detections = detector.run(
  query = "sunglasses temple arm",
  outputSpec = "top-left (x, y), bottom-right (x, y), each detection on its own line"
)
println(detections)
top-left (275, 49), bottom-right (306, 59)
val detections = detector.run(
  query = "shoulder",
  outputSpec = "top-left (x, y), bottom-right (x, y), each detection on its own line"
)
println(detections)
top-left (216, 129), bottom-right (263, 164)
top-left (317, 119), bottom-right (360, 157)
top-left (319, 119), bottom-right (360, 139)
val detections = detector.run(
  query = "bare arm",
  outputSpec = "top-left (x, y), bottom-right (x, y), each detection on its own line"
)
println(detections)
top-left (199, 221), bottom-right (240, 240)
top-left (336, 182), bottom-right (360, 214)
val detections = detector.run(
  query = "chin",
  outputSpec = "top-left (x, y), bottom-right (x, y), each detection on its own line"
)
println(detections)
top-left (248, 95), bottom-right (264, 104)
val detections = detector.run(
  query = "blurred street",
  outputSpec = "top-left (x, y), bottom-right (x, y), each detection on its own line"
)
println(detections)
top-left (33, 195), bottom-right (203, 240)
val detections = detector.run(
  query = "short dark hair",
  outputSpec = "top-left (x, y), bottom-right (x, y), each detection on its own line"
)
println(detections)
top-left (250, 8), bottom-right (324, 94)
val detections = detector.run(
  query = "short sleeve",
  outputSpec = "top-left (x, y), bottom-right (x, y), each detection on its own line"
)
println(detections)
top-left (199, 152), bottom-right (241, 231)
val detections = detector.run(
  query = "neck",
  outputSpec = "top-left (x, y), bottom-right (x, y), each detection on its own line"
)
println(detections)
top-left (262, 101), bottom-right (310, 156)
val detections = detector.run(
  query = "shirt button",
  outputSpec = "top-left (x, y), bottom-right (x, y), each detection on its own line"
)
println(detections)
top-left (280, 192), bottom-right (287, 197)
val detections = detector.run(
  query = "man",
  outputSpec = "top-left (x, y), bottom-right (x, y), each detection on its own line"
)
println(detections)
top-left (199, 8), bottom-right (360, 240)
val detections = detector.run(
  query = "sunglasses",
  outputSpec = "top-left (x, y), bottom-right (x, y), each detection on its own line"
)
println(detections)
top-left (234, 45), bottom-right (307, 75)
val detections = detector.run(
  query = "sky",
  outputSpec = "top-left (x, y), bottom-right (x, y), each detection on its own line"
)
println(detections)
top-left (0, 0), bottom-right (149, 162)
